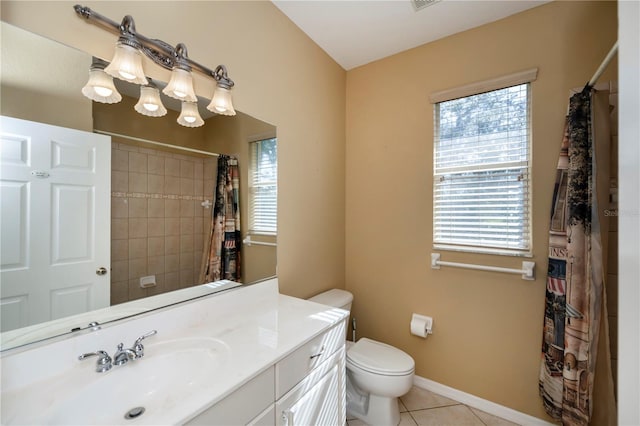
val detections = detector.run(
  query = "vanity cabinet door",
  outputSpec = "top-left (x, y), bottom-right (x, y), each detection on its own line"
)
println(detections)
top-left (276, 347), bottom-right (345, 426)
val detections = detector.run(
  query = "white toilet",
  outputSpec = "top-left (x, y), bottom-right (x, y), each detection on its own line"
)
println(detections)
top-left (308, 289), bottom-right (415, 426)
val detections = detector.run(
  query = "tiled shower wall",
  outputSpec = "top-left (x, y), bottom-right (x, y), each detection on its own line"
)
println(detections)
top-left (110, 143), bottom-right (215, 304)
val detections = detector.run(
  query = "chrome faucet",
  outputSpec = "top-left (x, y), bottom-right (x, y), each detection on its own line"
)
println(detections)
top-left (78, 350), bottom-right (112, 373)
top-left (113, 343), bottom-right (137, 366)
top-left (114, 330), bottom-right (158, 365)
top-left (77, 330), bottom-right (157, 372)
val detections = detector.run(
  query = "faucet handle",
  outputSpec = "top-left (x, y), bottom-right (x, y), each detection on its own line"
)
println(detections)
top-left (133, 329), bottom-right (157, 358)
top-left (78, 350), bottom-right (112, 373)
top-left (135, 330), bottom-right (158, 342)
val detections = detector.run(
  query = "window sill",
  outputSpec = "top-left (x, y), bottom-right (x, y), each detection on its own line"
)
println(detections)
top-left (248, 231), bottom-right (277, 238)
top-left (433, 243), bottom-right (533, 258)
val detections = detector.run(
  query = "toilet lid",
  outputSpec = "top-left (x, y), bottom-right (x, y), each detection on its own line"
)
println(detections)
top-left (347, 338), bottom-right (415, 376)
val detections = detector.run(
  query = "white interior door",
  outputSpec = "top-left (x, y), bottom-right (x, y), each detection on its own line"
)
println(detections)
top-left (0, 116), bottom-right (111, 332)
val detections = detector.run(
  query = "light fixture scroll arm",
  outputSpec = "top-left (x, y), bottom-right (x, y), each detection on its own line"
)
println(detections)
top-left (212, 65), bottom-right (235, 89)
top-left (171, 42), bottom-right (192, 71)
top-left (119, 15), bottom-right (136, 37)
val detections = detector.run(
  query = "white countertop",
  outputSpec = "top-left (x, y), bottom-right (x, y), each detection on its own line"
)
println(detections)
top-left (0, 278), bottom-right (348, 425)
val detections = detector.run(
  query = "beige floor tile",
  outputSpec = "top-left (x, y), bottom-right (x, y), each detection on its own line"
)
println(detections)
top-left (400, 386), bottom-right (459, 411)
top-left (399, 412), bottom-right (418, 426)
top-left (346, 412), bottom-right (417, 426)
top-left (347, 418), bottom-right (369, 426)
top-left (469, 407), bottom-right (520, 426)
top-left (399, 398), bottom-right (408, 413)
top-left (410, 405), bottom-right (484, 426)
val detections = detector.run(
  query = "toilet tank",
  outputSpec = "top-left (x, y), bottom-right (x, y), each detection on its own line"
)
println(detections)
top-left (308, 289), bottom-right (353, 312)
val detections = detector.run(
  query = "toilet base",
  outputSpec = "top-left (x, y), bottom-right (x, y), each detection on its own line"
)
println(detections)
top-left (346, 378), bottom-right (401, 426)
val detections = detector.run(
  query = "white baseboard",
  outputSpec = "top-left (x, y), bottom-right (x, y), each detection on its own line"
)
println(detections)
top-left (412, 375), bottom-right (556, 426)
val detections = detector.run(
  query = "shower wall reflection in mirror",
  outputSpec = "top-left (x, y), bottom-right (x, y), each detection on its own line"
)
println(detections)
top-left (0, 22), bottom-right (277, 350)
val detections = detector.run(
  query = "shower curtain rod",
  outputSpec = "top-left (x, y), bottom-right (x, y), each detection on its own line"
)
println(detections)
top-left (588, 41), bottom-right (618, 87)
top-left (95, 130), bottom-right (220, 157)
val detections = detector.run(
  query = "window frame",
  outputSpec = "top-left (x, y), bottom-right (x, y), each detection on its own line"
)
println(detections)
top-left (432, 74), bottom-right (536, 257)
top-left (248, 136), bottom-right (277, 236)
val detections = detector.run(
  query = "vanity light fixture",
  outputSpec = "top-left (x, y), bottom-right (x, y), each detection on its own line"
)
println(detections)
top-left (177, 102), bottom-right (204, 127)
top-left (134, 79), bottom-right (167, 117)
top-left (74, 4), bottom-right (237, 127)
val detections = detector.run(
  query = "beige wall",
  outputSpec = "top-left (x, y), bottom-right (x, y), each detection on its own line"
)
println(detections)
top-left (0, 21), bottom-right (92, 131)
top-left (1, 1), bottom-right (347, 298)
top-left (345, 1), bottom-right (617, 420)
top-left (93, 93), bottom-right (209, 153)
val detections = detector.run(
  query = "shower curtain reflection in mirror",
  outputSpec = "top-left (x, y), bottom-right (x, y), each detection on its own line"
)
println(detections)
top-left (200, 155), bottom-right (242, 283)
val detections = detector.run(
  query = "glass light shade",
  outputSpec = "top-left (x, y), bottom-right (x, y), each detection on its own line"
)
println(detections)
top-left (163, 68), bottom-right (197, 102)
top-left (81, 69), bottom-right (122, 103)
top-left (177, 102), bottom-right (204, 127)
top-left (206, 86), bottom-right (236, 116)
top-left (135, 86), bottom-right (167, 117)
top-left (104, 41), bottom-right (148, 85)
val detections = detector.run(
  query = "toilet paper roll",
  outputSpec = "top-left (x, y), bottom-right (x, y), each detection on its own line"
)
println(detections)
top-left (410, 314), bottom-right (433, 338)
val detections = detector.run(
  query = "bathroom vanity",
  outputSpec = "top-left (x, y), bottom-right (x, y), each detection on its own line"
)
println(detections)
top-left (0, 278), bottom-right (348, 425)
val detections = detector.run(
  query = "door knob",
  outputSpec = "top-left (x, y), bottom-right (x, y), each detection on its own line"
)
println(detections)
top-left (96, 267), bottom-right (108, 276)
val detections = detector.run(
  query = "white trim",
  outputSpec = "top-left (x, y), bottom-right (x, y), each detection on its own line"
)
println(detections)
top-left (430, 68), bottom-right (538, 103)
top-left (433, 243), bottom-right (533, 258)
top-left (94, 130), bottom-right (219, 157)
top-left (413, 375), bottom-right (556, 426)
top-left (247, 132), bottom-right (277, 143)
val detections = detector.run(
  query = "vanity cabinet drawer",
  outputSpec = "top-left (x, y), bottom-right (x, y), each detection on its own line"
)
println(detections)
top-left (275, 319), bottom-right (346, 398)
top-left (186, 367), bottom-right (275, 426)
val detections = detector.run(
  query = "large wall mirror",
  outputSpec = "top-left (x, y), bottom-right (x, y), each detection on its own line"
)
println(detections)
top-left (0, 22), bottom-right (277, 350)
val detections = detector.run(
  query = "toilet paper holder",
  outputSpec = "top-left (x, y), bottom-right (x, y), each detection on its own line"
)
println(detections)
top-left (411, 313), bottom-right (433, 338)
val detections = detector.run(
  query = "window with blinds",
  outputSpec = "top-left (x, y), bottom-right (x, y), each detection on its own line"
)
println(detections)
top-left (249, 137), bottom-right (277, 235)
top-left (433, 83), bottom-right (531, 255)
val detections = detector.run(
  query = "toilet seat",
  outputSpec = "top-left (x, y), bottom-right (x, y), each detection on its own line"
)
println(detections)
top-left (347, 338), bottom-right (414, 376)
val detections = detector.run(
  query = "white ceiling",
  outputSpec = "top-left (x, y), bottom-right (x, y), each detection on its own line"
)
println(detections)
top-left (272, 0), bottom-right (551, 70)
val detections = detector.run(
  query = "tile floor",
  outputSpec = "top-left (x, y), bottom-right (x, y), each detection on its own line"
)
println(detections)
top-left (346, 386), bottom-right (520, 426)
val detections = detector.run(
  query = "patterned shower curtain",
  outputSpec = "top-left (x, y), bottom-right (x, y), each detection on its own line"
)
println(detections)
top-left (539, 88), bottom-right (605, 425)
top-left (200, 155), bottom-right (241, 283)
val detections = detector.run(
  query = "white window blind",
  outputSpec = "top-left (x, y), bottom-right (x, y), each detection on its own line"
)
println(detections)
top-left (249, 138), bottom-right (277, 235)
top-left (434, 83), bottom-right (531, 254)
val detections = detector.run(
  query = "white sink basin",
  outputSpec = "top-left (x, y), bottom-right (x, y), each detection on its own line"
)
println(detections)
top-left (8, 337), bottom-right (230, 425)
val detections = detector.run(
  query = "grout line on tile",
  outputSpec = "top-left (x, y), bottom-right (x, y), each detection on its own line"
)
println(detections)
top-left (468, 405), bottom-right (490, 426)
